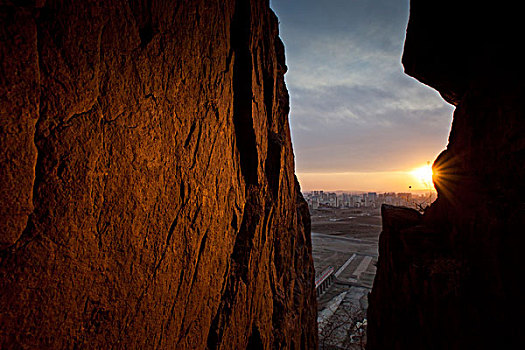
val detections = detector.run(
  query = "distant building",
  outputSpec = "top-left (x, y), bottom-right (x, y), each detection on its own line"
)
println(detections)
top-left (366, 192), bottom-right (377, 207)
top-left (397, 193), bottom-right (412, 206)
top-left (351, 195), bottom-right (361, 208)
top-left (303, 190), bottom-right (435, 210)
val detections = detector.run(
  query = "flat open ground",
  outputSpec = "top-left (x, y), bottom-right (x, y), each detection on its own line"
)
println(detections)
top-left (312, 207), bottom-right (381, 349)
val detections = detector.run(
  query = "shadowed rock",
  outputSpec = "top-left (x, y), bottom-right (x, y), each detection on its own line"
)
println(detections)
top-left (368, 1), bottom-right (525, 349)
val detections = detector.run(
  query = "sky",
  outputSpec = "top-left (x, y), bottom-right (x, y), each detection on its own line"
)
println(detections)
top-left (269, 0), bottom-right (455, 192)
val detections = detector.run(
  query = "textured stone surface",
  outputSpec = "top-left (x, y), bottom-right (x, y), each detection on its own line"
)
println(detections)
top-left (0, 1), bottom-right (317, 348)
top-left (368, 1), bottom-right (525, 349)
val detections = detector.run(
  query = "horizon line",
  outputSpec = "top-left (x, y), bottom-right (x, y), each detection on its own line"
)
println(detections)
top-left (301, 188), bottom-right (436, 193)
top-left (296, 170), bottom-right (413, 175)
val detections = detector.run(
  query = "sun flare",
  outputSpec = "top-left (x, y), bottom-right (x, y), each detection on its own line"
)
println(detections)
top-left (410, 163), bottom-right (434, 189)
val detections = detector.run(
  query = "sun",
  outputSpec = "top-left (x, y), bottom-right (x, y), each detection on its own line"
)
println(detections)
top-left (410, 163), bottom-right (434, 189)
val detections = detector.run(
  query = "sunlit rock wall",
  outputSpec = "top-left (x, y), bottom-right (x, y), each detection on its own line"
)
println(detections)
top-left (0, 1), bottom-right (317, 348)
top-left (368, 1), bottom-right (525, 349)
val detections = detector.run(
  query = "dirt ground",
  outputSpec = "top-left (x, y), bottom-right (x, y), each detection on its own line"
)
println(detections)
top-left (311, 207), bottom-right (381, 277)
top-left (311, 207), bottom-right (382, 349)
top-left (311, 207), bottom-right (382, 238)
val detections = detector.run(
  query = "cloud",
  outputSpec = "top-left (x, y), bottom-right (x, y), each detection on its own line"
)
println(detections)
top-left (289, 80), bottom-right (454, 173)
top-left (291, 83), bottom-right (453, 129)
top-left (285, 34), bottom-right (401, 91)
top-left (271, 0), bottom-right (454, 179)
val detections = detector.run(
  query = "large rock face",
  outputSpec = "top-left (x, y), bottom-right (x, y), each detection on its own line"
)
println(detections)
top-left (368, 1), bottom-right (525, 349)
top-left (0, 1), bottom-right (317, 348)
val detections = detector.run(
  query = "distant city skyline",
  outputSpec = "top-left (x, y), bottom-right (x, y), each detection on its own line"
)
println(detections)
top-left (303, 190), bottom-right (436, 212)
top-left (270, 0), bottom-right (455, 192)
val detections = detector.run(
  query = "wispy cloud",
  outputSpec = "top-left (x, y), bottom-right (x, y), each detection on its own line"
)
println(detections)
top-left (271, 0), bottom-right (454, 188)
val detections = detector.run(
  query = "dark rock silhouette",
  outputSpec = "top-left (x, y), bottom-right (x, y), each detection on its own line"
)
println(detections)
top-left (368, 1), bottom-right (525, 349)
top-left (0, 1), bottom-right (317, 348)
